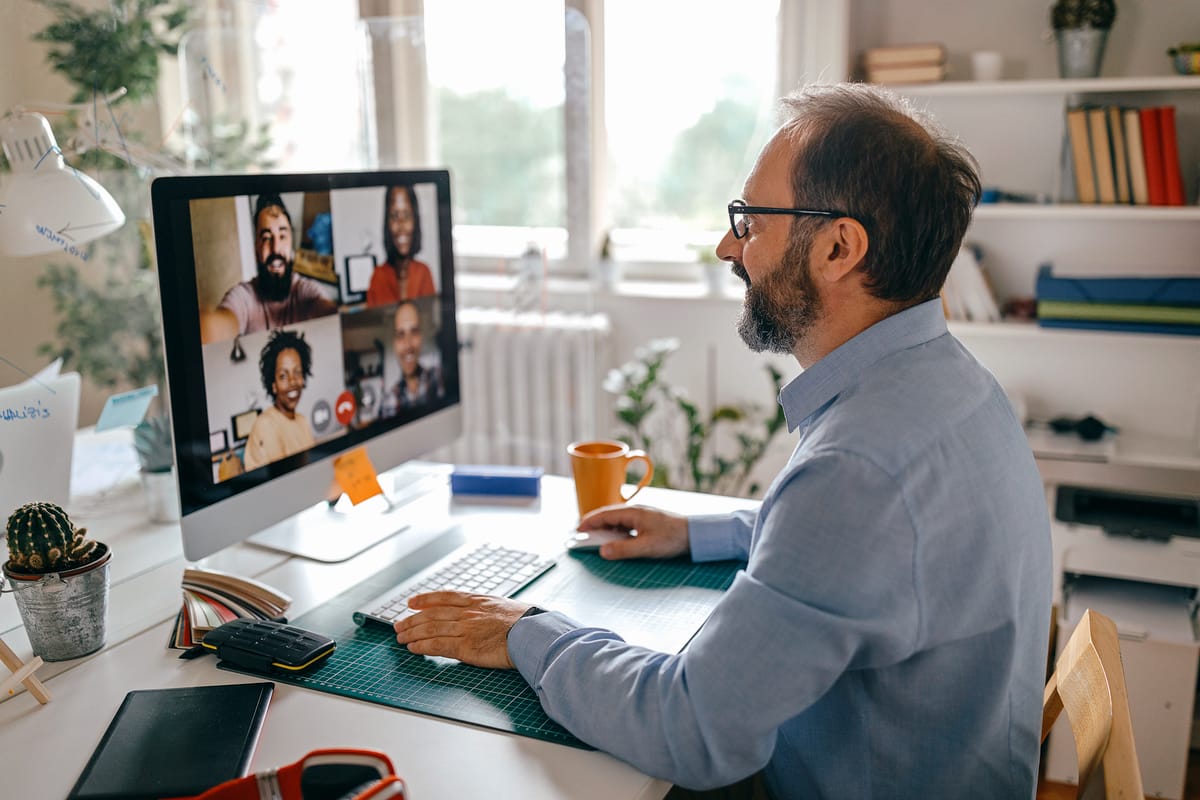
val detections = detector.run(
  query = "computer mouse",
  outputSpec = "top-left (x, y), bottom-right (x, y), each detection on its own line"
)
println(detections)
top-left (565, 528), bottom-right (631, 551)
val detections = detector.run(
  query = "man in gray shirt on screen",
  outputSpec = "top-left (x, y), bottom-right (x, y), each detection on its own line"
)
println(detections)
top-left (202, 194), bottom-right (337, 342)
top-left (394, 83), bottom-right (1052, 799)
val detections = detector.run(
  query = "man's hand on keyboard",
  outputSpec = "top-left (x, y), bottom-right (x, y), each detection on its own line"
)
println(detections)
top-left (577, 505), bottom-right (690, 561)
top-left (393, 592), bottom-right (531, 669)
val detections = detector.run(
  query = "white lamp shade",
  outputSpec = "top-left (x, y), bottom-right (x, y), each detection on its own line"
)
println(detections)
top-left (0, 113), bottom-right (125, 258)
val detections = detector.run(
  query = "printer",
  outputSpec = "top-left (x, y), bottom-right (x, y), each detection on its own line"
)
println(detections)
top-left (1037, 454), bottom-right (1199, 799)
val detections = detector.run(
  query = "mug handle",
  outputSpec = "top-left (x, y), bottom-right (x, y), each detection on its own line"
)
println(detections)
top-left (620, 450), bottom-right (654, 503)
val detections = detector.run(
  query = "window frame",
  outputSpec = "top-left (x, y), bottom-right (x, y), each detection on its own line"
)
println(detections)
top-left (377, 0), bottom-right (851, 284)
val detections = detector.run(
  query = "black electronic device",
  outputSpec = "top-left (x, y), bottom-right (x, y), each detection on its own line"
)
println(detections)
top-left (202, 618), bottom-right (336, 672)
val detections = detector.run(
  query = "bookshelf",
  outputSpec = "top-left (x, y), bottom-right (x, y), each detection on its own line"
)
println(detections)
top-left (845, 0), bottom-right (1200, 473)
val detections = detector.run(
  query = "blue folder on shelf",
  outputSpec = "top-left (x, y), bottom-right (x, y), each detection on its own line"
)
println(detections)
top-left (1035, 264), bottom-right (1200, 306)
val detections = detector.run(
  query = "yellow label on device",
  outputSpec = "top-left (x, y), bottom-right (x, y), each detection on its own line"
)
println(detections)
top-left (333, 447), bottom-right (384, 505)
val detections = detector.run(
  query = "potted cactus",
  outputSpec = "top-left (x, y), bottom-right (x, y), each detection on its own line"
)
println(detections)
top-left (3, 502), bottom-right (112, 661)
top-left (1050, 0), bottom-right (1117, 78)
top-left (134, 413), bottom-right (179, 522)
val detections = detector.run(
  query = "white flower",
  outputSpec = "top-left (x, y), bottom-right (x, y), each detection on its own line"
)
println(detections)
top-left (649, 337), bottom-right (680, 355)
top-left (634, 346), bottom-right (649, 361)
top-left (616, 395), bottom-right (636, 411)
top-left (602, 369), bottom-right (626, 394)
top-left (626, 361), bottom-right (649, 384)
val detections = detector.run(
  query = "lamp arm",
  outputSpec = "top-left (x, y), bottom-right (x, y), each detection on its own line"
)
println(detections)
top-left (11, 87), bottom-right (129, 116)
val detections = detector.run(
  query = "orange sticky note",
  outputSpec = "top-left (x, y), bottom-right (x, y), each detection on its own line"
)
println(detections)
top-left (333, 447), bottom-right (384, 505)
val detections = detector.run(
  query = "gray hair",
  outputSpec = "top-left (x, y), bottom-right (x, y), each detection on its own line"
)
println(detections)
top-left (778, 83), bottom-right (981, 305)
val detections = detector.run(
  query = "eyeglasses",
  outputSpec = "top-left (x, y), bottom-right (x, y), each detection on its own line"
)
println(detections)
top-left (728, 199), bottom-right (846, 239)
top-left (188, 749), bottom-right (405, 800)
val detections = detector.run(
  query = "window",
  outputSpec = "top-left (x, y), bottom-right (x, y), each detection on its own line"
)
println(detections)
top-left (424, 1), bottom-right (566, 230)
top-left (604, 1), bottom-right (779, 244)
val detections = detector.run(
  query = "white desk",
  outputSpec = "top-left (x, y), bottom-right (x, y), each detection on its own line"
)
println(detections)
top-left (0, 458), bottom-right (756, 800)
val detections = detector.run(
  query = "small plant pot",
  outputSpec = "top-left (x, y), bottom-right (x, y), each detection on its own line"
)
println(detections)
top-left (141, 468), bottom-right (181, 523)
top-left (1056, 28), bottom-right (1109, 78)
top-left (3, 544), bottom-right (111, 661)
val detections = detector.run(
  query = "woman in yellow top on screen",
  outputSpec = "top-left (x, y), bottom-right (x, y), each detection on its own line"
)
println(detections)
top-left (243, 329), bottom-right (316, 471)
top-left (366, 184), bottom-right (436, 306)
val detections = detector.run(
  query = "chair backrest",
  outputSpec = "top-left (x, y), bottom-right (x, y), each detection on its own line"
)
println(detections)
top-left (1041, 608), bottom-right (1144, 800)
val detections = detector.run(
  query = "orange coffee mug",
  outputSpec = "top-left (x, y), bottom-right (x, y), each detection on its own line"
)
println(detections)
top-left (567, 440), bottom-right (654, 517)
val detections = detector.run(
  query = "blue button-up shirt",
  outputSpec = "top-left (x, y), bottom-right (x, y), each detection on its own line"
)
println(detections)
top-left (510, 299), bottom-right (1052, 799)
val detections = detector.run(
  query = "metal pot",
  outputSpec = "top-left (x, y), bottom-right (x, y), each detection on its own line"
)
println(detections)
top-left (2, 544), bottom-right (111, 661)
top-left (1056, 28), bottom-right (1109, 79)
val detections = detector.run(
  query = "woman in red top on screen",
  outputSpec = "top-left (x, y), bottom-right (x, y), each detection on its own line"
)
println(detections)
top-left (366, 184), bottom-right (436, 306)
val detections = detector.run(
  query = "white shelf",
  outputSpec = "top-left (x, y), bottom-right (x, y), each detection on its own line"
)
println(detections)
top-left (895, 74), bottom-right (1200, 98)
top-left (974, 204), bottom-right (1200, 222)
top-left (948, 319), bottom-right (1200, 347)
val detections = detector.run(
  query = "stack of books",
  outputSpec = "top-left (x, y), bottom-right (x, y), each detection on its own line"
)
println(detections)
top-left (941, 245), bottom-right (1001, 323)
top-left (169, 567), bottom-right (292, 651)
top-left (1065, 105), bottom-right (1187, 205)
top-left (863, 43), bottom-right (946, 85)
top-left (1035, 264), bottom-right (1200, 336)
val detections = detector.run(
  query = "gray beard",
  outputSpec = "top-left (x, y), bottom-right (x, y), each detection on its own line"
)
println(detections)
top-left (734, 231), bottom-right (820, 354)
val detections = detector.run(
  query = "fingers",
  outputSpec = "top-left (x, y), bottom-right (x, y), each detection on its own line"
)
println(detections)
top-left (407, 590), bottom-right (476, 609)
top-left (578, 503), bottom-right (651, 532)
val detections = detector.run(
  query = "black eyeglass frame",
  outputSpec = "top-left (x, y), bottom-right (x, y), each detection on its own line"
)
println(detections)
top-left (727, 199), bottom-right (849, 239)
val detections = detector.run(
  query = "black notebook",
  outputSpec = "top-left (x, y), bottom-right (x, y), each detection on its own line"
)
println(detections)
top-left (68, 682), bottom-right (274, 800)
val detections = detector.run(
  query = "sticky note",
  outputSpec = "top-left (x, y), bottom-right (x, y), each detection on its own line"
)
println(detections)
top-left (95, 385), bottom-right (158, 432)
top-left (333, 447), bottom-right (384, 505)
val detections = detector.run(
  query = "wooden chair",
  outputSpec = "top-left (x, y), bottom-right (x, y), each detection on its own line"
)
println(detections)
top-left (1041, 608), bottom-right (1143, 799)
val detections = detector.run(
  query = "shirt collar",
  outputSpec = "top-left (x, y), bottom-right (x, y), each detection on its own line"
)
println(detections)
top-left (778, 298), bottom-right (948, 432)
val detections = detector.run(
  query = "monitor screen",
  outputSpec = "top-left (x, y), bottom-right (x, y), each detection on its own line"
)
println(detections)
top-left (152, 170), bottom-right (461, 562)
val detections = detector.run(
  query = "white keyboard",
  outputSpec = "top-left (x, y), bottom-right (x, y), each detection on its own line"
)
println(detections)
top-left (352, 542), bottom-right (557, 626)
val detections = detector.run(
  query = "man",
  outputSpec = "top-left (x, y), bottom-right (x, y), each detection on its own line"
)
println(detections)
top-left (394, 84), bottom-right (1052, 798)
top-left (243, 328), bottom-right (316, 470)
top-left (366, 184), bottom-right (437, 307)
top-left (202, 194), bottom-right (337, 342)
top-left (381, 300), bottom-right (443, 416)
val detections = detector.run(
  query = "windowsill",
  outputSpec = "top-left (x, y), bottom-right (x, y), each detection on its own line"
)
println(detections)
top-left (453, 272), bottom-right (745, 303)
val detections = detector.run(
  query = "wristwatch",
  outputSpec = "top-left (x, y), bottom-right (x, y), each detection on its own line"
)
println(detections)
top-left (507, 605), bottom-right (547, 642)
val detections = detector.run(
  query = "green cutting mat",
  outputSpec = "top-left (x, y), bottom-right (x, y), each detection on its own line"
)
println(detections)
top-left (220, 546), bottom-right (740, 748)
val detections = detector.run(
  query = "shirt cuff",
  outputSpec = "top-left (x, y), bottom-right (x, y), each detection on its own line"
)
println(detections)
top-left (688, 514), bottom-right (744, 562)
top-left (507, 610), bottom-right (583, 684)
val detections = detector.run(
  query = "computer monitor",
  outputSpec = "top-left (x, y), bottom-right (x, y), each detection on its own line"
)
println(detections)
top-left (151, 170), bottom-right (461, 563)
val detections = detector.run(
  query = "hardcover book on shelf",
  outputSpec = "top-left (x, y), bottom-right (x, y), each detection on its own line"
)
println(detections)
top-left (1159, 105), bottom-right (1186, 205)
top-left (1139, 107), bottom-right (1167, 205)
top-left (866, 63), bottom-right (946, 85)
top-left (1066, 107), bottom-right (1097, 204)
top-left (1123, 108), bottom-right (1150, 205)
top-left (1087, 107), bottom-right (1117, 204)
top-left (169, 567), bottom-right (292, 650)
top-left (1106, 106), bottom-right (1131, 205)
top-left (863, 42), bottom-right (946, 68)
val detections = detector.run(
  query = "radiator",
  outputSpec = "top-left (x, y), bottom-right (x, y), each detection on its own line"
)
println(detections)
top-left (430, 308), bottom-right (612, 475)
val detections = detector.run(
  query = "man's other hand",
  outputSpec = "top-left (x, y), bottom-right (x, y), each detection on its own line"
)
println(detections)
top-left (577, 505), bottom-right (690, 561)
top-left (393, 591), bottom-right (530, 669)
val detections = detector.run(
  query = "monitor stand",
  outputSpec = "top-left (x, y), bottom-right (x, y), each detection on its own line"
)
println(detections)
top-left (248, 468), bottom-right (440, 563)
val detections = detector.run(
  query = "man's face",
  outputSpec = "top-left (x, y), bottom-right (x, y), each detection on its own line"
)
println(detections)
top-left (393, 304), bottom-right (423, 379)
top-left (387, 189), bottom-right (416, 260)
top-left (271, 347), bottom-right (305, 415)
top-left (256, 206), bottom-right (294, 302)
top-left (716, 134), bottom-right (823, 355)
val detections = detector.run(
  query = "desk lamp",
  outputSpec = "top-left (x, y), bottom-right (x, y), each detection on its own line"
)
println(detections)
top-left (0, 111), bottom-right (125, 257)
